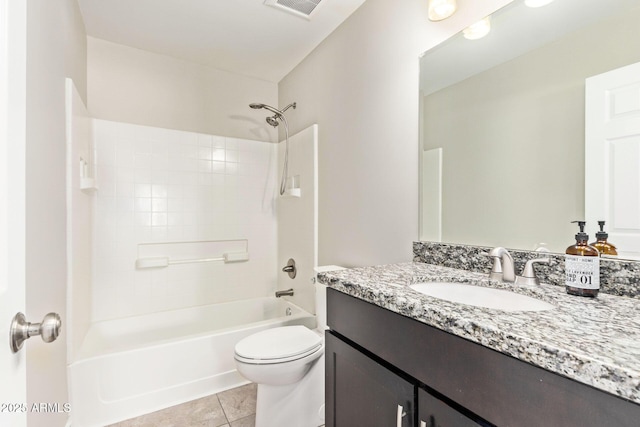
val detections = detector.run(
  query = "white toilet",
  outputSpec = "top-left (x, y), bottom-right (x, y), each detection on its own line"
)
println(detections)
top-left (234, 268), bottom-right (341, 427)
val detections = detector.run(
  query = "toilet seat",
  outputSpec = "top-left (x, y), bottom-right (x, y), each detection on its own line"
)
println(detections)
top-left (235, 325), bottom-right (323, 365)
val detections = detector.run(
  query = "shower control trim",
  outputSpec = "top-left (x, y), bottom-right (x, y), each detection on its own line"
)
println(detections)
top-left (282, 258), bottom-right (297, 279)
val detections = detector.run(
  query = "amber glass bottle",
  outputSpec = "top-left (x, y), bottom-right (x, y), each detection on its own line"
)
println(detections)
top-left (590, 220), bottom-right (618, 256)
top-left (565, 221), bottom-right (600, 297)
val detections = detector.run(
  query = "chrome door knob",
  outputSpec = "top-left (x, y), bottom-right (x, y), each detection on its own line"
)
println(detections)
top-left (10, 312), bottom-right (61, 353)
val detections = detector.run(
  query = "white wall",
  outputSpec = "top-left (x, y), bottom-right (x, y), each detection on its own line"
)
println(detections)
top-left (25, 0), bottom-right (86, 426)
top-left (65, 79), bottom-right (93, 364)
top-left (92, 120), bottom-right (278, 321)
top-left (87, 37), bottom-right (279, 142)
top-left (279, 0), bottom-right (511, 267)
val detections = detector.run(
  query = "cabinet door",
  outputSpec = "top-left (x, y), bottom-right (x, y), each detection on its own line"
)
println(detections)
top-left (418, 388), bottom-right (488, 427)
top-left (326, 331), bottom-right (415, 427)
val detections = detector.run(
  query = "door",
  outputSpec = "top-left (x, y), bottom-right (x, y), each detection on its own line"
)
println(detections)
top-left (585, 61), bottom-right (640, 259)
top-left (0, 0), bottom-right (27, 425)
top-left (326, 332), bottom-right (415, 427)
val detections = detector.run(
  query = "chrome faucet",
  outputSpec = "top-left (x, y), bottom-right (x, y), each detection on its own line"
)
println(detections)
top-left (275, 288), bottom-right (294, 298)
top-left (489, 247), bottom-right (515, 283)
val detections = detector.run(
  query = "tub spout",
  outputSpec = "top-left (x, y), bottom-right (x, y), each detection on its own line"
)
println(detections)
top-left (275, 288), bottom-right (294, 298)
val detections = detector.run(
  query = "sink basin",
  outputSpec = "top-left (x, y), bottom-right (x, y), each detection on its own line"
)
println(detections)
top-left (409, 282), bottom-right (554, 312)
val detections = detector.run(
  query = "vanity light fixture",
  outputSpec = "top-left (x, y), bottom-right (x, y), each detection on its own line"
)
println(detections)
top-left (428, 0), bottom-right (457, 21)
top-left (463, 16), bottom-right (491, 40)
top-left (525, 0), bottom-right (555, 7)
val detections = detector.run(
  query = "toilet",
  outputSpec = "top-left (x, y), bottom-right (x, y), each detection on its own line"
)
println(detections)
top-left (234, 266), bottom-right (343, 427)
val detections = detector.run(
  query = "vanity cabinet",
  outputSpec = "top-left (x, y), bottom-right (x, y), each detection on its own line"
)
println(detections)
top-left (326, 331), bottom-right (487, 427)
top-left (325, 288), bottom-right (640, 427)
top-left (325, 332), bottom-right (414, 426)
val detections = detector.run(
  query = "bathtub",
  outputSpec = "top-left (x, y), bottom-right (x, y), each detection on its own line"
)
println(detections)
top-left (68, 297), bottom-right (315, 427)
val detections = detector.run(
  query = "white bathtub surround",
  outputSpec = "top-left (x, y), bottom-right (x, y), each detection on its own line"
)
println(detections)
top-left (67, 118), bottom-right (321, 426)
top-left (277, 124), bottom-right (318, 314)
top-left (92, 119), bottom-right (279, 321)
top-left (69, 297), bottom-right (314, 427)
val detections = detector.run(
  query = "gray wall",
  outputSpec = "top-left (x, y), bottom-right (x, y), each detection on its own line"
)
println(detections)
top-left (423, 7), bottom-right (640, 252)
top-left (87, 37), bottom-right (278, 142)
top-left (26, 0), bottom-right (87, 425)
top-left (279, 0), bottom-right (510, 267)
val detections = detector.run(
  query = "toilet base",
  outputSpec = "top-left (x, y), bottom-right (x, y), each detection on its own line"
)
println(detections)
top-left (255, 354), bottom-right (325, 427)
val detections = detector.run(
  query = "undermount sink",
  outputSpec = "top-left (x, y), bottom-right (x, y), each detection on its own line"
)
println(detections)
top-left (409, 282), bottom-right (554, 312)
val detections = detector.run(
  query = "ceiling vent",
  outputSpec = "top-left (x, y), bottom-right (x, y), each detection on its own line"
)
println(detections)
top-left (264, 0), bottom-right (323, 20)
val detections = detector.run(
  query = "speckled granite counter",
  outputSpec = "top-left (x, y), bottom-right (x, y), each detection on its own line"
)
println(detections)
top-left (318, 262), bottom-right (640, 405)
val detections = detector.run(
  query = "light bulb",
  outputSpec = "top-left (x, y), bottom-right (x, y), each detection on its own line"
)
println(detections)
top-left (463, 16), bottom-right (491, 40)
top-left (525, 0), bottom-right (555, 7)
top-left (428, 0), bottom-right (457, 21)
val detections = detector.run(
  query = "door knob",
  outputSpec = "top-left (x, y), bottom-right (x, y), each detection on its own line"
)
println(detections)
top-left (10, 312), bottom-right (61, 353)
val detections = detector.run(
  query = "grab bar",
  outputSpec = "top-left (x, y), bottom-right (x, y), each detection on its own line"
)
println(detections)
top-left (136, 251), bottom-right (249, 269)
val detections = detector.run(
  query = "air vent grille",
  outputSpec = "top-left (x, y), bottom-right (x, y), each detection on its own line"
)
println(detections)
top-left (264, 0), bottom-right (323, 19)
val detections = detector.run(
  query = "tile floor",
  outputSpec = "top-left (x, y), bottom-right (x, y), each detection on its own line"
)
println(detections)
top-left (107, 383), bottom-right (257, 427)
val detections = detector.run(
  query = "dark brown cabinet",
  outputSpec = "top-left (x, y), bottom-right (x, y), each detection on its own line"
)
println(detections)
top-left (326, 288), bottom-right (640, 427)
top-left (326, 332), bottom-right (414, 426)
top-left (326, 330), bottom-right (487, 427)
top-left (418, 388), bottom-right (484, 427)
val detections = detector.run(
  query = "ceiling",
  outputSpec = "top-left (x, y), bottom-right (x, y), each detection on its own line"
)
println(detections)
top-left (77, 0), bottom-right (368, 83)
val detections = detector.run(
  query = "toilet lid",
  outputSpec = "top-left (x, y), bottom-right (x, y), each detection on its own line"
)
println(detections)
top-left (235, 326), bottom-right (322, 361)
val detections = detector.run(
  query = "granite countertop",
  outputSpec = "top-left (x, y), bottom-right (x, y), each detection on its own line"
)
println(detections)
top-left (318, 262), bottom-right (640, 405)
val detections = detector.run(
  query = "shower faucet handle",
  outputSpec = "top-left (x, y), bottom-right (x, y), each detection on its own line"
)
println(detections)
top-left (282, 258), bottom-right (297, 279)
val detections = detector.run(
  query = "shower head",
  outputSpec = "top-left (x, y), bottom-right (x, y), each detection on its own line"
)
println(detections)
top-left (249, 103), bottom-right (284, 116)
top-left (266, 115), bottom-right (280, 127)
top-left (248, 102), bottom-right (296, 117)
top-left (249, 102), bottom-right (296, 128)
top-left (249, 102), bottom-right (297, 196)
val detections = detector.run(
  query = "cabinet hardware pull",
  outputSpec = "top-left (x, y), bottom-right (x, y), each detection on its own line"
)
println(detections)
top-left (396, 404), bottom-right (406, 426)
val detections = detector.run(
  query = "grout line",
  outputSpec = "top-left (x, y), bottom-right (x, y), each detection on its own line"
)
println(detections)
top-left (216, 392), bottom-right (230, 426)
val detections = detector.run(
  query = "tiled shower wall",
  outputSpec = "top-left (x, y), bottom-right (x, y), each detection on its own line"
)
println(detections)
top-left (92, 119), bottom-right (278, 321)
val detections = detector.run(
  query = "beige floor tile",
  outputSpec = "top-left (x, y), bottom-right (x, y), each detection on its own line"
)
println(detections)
top-left (229, 414), bottom-right (255, 427)
top-left (107, 394), bottom-right (227, 427)
top-left (217, 383), bottom-right (257, 422)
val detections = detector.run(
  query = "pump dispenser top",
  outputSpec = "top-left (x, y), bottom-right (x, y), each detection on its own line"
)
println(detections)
top-left (572, 221), bottom-right (589, 243)
top-left (591, 220), bottom-right (618, 256)
top-left (565, 221), bottom-right (600, 297)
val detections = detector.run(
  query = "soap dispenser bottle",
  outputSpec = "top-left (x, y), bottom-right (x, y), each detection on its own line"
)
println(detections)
top-left (565, 221), bottom-right (600, 297)
top-left (590, 220), bottom-right (618, 256)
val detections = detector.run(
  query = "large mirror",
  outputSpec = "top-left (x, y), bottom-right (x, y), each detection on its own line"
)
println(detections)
top-left (419, 0), bottom-right (640, 254)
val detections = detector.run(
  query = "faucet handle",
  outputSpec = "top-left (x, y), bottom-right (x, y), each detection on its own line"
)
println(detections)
top-left (516, 258), bottom-right (550, 286)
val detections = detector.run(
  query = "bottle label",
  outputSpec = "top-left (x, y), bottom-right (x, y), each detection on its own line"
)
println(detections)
top-left (565, 255), bottom-right (600, 289)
